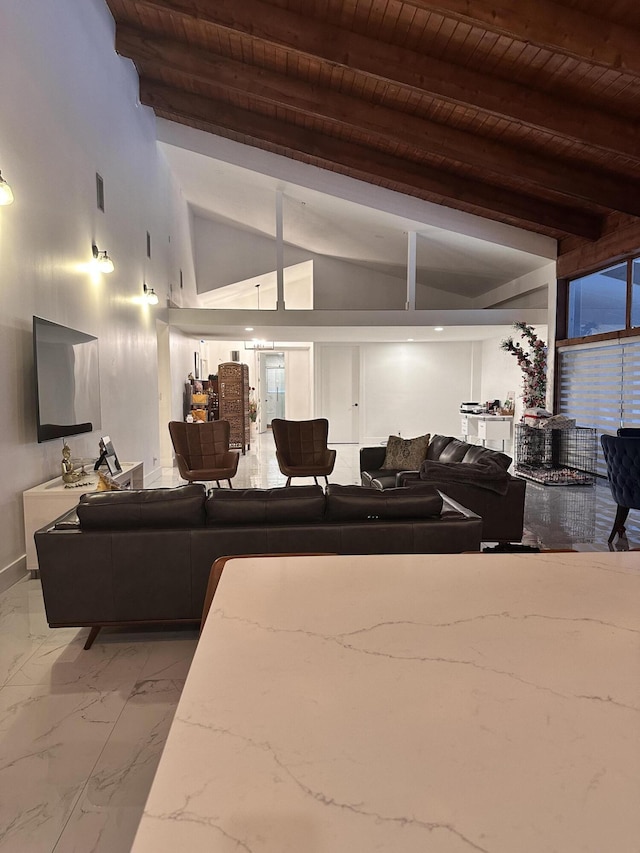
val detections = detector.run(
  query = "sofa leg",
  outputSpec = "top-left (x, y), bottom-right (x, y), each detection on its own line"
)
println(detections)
top-left (227, 479), bottom-right (233, 488)
top-left (84, 626), bottom-right (101, 650)
top-left (286, 477), bottom-right (291, 486)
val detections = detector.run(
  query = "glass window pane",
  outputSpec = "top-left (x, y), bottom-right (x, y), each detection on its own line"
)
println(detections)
top-left (631, 259), bottom-right (640, 328)
top-left (568, 262), bottom-right (627, 337)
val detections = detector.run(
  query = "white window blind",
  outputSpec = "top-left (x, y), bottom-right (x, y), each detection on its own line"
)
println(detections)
top-left (557, 338), bottom-right (640, 477)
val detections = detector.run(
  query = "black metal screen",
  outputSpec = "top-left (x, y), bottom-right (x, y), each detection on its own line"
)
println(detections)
top-left (514, 425), bottom-right (597, 485)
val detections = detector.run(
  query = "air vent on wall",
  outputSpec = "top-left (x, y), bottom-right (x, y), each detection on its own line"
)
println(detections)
top-left (96, 173), bottom-right (104, 211)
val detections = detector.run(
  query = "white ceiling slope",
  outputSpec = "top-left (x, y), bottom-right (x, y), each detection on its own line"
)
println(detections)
top-left (158, 120), bottom-right (555, 341)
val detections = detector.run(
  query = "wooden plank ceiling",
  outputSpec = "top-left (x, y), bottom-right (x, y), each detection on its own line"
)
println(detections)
top-left (105, 0), bottom-right (640, 245)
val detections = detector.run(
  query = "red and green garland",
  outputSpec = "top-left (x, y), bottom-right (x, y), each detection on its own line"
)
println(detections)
top-left (500, 322), bottom-right (547, 409)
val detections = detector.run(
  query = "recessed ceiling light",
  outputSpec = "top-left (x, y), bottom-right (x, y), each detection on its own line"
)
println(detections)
top-left (434, 326), bottom-right (444, 332)
top-left (407, 338), bottom-right (414, 341)
top-left (244, 327), bottom-right (254, 331)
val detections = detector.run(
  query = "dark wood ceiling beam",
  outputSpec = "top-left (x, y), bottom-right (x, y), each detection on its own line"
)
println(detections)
top-left (117, 27), bottom-right (640, 217)
top-left (127, 0), bottom-right (640, 161)
top-left (403, 0), bottom-right (640, 77)
top-left (139, 79), bottom-right (603, 240)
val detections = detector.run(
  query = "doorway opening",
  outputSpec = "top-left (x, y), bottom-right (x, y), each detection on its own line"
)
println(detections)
top-left (259, 352), bottom-right (285, 429)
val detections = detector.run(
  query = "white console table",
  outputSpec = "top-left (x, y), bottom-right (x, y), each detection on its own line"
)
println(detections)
top-left (23, 461), bottom-right (143, 576)
top-left (461, 413), bottom-right (513, 450)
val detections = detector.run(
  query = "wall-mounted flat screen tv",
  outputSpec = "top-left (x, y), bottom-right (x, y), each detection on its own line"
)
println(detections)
top-left (33, 316), bottom-right (102, 443)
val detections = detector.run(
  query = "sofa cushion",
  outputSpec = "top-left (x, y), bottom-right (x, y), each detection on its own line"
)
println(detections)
top-left (382, 433), bottom-right (430, 470)
top-left (435, 437), bottom-right (471, 463)
top-left (77, 484), bottom-right (207, 529)
top-left (461, 444), bottom-right (512, 469)
top-left (325, 483), bottom-right (442, 520)
top-left (205, 485), bottom-right (325, 525)
top-left (426, 434), bottom-right (455, 459)
top-left (419, 458), bottom-right (511, 494)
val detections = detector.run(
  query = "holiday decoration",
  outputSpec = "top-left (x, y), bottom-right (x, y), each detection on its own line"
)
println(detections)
top-left (500, 322), bottom-right (547, 409)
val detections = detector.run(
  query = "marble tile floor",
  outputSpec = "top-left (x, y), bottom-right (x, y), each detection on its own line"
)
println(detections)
top-left (1, 430), bottom-right (637, 852)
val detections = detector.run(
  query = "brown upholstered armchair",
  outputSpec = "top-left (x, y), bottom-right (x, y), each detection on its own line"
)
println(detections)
top-left (271, 418), bottom-right (337, 486)
top-left (169, 420), bottom-right (239, 488)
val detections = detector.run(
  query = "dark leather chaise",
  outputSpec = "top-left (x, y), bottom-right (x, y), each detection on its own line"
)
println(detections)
top-left (360, 434), bottom-right (526, 543)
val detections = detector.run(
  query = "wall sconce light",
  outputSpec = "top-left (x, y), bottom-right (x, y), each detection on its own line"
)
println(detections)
top-left (0, 170), bottom-right (14, 205)
top-left (143, 283), bottom-right (159, 305)
top-left (91, 244), bottom-right (114, 273)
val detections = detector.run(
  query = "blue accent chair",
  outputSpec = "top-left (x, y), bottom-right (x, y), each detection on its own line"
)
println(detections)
top-left (600, 431), bottom-right (640, 544)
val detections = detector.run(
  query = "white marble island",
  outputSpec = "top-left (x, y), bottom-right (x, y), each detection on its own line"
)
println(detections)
top-left (132, 552), bottom-right (640, 853)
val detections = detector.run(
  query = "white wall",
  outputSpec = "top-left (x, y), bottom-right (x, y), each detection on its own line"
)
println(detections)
top-left (313, 255), bottom-right (471, 310)
top-left (193, 216), bottom-right (473, 310)
top-left (473, 263), bottom-right (556, 310)
top-left (169, 327), bottom-right (201, 423)
top-left (0, 0), bottom-right (195, 584)
top-left (203, 341), bottom-right (258, 383)
top-left (193, 216), bottom-right (278, 292)
top-left (360, 341), bottom-right (476, 441)
top-left (197, 261), bottom-right (313, 310)
top-left (285, 348), bottom-right (313, 421)
top-left (480, 339), bottom-right (519, 411)
top-left (314, 334), bottom-right (548, 448)
top-left (488, 290), bottom-right (548, 309)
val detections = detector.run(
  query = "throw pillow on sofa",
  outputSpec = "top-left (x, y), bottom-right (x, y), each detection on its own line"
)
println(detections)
top-left (382, 433), bottom-right (430, 470)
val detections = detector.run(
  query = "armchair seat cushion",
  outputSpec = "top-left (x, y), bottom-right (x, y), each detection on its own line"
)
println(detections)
top-left (276, 454), bottom-right (336, 477)
top-left (180, 451), bottom-right (239, 481)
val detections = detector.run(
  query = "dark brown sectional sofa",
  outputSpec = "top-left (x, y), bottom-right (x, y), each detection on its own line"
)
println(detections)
top-left (360, 434), bottom-right (526, 543)
top-left (35, 482), bottom-right (482, 647)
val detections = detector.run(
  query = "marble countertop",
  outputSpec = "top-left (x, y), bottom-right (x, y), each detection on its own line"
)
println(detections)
top-left (131, 552), bottom-right (640, 853)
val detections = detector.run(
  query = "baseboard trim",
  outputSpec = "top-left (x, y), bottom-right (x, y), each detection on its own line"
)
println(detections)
top-left (0, 554), bottom-right (28, 594)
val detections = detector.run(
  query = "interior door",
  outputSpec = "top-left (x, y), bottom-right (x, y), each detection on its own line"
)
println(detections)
top-left (318, 345), bottom-right (359, 442)
top-left (259, 352), bottom-right (285, 428)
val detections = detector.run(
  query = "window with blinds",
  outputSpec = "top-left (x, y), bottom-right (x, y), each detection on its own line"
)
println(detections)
top-left (557, 337), bottom-right (640, 477)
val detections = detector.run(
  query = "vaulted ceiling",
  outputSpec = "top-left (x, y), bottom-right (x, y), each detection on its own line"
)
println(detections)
top-left (105, 0), bottom-right (640, 246)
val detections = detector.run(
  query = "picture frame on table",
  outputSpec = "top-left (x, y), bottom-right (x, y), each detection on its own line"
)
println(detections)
top-left (94, 435), bottom-right (122, 474)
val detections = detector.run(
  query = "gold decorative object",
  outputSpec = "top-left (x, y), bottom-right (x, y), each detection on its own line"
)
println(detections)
top-left (61, 441), bottom-right (87, 486)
